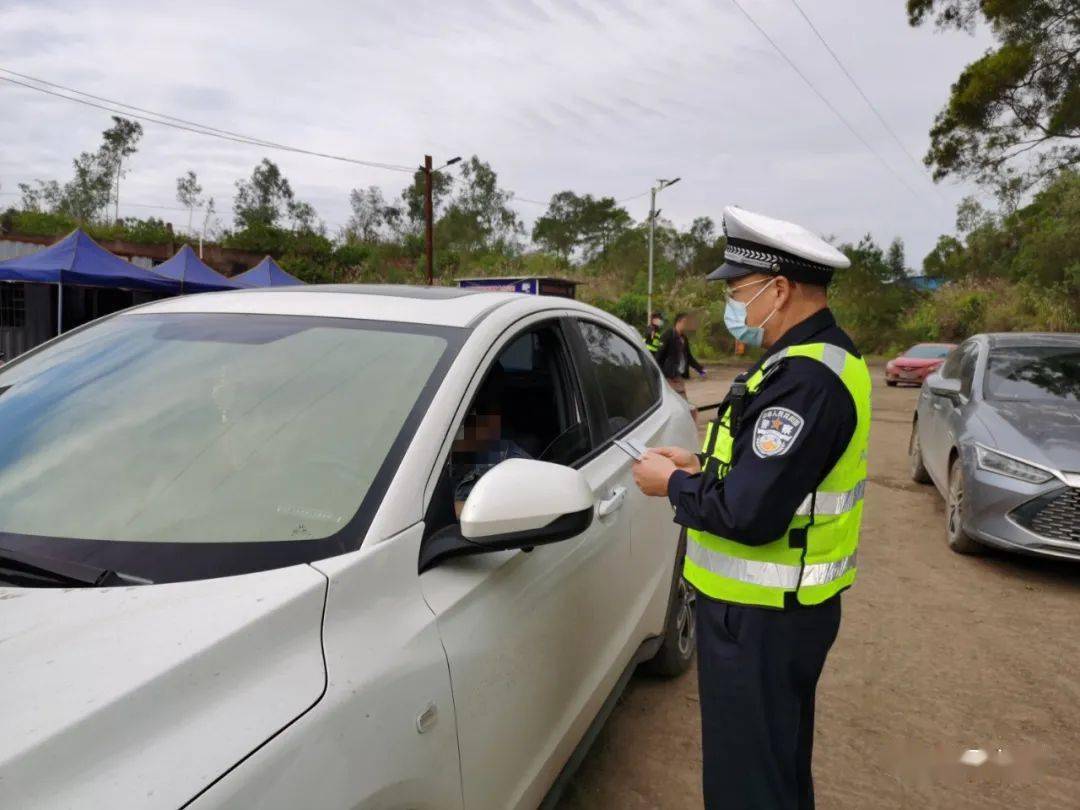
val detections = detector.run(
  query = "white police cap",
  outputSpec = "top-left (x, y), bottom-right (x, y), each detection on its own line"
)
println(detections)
top-left (708, 205), bottom-right (850, 285)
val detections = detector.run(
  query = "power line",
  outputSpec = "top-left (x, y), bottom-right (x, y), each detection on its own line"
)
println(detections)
top-left (0, 69), bottom-right (416, 174)
top-left (786, 0), bottom-right (932, 178)
top-left (2, 67), bottom-right (662, 219)
top-left (514, 188), bottom-right (651, 208)
top-left (726, 0), bottom-right (926, 203)
top-left (0, 67), bottom-right (287, 152)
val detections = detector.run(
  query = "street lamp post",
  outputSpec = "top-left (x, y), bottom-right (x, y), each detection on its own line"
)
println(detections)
top-left (422, 155), bottom-right (462, 285)
top-left (647, 176), bottom-right (680, 327)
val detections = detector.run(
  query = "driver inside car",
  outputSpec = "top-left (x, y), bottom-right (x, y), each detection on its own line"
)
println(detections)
top-left (450, 367), bottom-right (532, 517)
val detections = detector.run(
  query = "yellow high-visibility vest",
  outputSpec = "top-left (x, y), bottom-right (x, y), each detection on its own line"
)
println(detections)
top-left (684, 342), bottom-right (871, 608)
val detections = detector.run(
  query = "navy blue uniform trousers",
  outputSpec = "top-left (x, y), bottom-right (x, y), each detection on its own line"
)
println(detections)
top-left (696, 593), bottom-right (841, 810)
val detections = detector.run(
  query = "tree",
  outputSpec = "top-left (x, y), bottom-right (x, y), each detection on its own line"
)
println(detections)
top-left (830, 235), bottom-right (917, 348)
top-left (62, 151), bottom-right (113, 223)
top-left (531, 191), bottom-right (632, 262)
top-left (578, 195), bottom-right (632, 260)
top-left (532, 191), bottom-right (583, 260)
top-left (673, 216), bottom-right (726, 277)
top-left (885, 238), bottom-right (908, 281)
top-left (176, 170), bottom-right (204, 234)
top-left (18, 180), bottom-right (62, 213)
top-left (920, 169), bottom-right (1080, 296)
top-left (400, 166), bottom-right (454, 231)
top-left (98, 116), bottom-right (143, 223)
top-left (922, 234), bottom-right (967, 279)
top-left (234, 159), bottom-right (296, 229)
top-left (440, 156), bottom-right (522, 252)
top-left (343, 185), bottom-right (400, 243)
top-left (287, 200), bottom-right (321, 234)
top-left (908, 0), bottom-right (1080, 196)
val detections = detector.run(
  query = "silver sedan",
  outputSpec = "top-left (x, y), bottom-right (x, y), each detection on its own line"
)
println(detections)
top-left (909, 332), bottom-right (1080, 560)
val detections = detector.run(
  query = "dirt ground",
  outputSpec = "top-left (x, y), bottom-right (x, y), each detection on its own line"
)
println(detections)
top-left (559, 365), bottom-right (1080, 809)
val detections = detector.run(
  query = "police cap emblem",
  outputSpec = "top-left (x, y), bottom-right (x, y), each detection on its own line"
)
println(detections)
top-left (752, 407), bottom-right (805, 459)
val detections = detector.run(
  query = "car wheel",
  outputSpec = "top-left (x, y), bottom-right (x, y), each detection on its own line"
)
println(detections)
top-left (909, 422), bottom-right (931, 484)
top-left (640, 530), bottom-right (696, 677)
top-left (886, 380), bottom-right (898, 387)
top-left (946, 456), bottom-right (981, 554)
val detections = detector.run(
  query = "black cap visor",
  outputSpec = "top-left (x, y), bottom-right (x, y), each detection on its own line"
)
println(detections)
top-left (706, 261), bottom-right (772, 282)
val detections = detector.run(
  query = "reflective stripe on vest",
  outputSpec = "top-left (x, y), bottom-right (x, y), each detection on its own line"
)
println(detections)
top-left (795, 480), bottom-right (866, 516)
top-left (687, 543), bottom-right (858, 589)
top-left (684, 341), bottom-right (872, 608)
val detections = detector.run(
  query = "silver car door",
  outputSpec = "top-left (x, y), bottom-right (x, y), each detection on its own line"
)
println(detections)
top-left (419, 318), bottom-right (632, 810)
top-left (568, 318), bottom-right (694, 649)
top-left (927, 343), bottom-right (968, 485)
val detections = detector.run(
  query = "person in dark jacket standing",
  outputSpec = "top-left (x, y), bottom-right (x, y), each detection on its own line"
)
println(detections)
top-left (655, 312), bottom-right (706, 398)
top-left (632, 205), bottom-right (871, 810)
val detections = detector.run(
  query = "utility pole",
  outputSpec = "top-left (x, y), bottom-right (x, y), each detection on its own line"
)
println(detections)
top-left (419, 154), bottom-right (462, 286)
top-left (424, 154), bottom-right (434, 286)
top-left (647, 186), bottom-right (657, 328)
top-left (647, 176), bottom-right (680, 328)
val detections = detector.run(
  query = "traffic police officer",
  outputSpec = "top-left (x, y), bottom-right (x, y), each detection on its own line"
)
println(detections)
top-left (633, 205), bottom-right (871, 809)
top-left (646, 312), bottom-right (665, 353)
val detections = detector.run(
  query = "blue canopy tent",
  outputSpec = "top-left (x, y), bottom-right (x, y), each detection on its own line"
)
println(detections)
top-left (153, 244), bottom-right (243, 293)
top-left (233, 256), bottom-right (304, 288)
top-left (0, 229), bottom-right (178, 334)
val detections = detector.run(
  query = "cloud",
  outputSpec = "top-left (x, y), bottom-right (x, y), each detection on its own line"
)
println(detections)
top-left (0, 0), bottom-right (993, 260)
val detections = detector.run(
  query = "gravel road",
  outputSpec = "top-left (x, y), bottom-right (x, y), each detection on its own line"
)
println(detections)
top-left (559, 365), bottom-right (1080, 809)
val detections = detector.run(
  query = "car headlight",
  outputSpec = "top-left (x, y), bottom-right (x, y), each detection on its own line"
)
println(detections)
top-left (974, 445), bottom-right (1054, 484)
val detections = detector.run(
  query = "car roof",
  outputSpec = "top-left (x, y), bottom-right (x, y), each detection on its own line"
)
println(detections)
top-left (134, 284), bottom-right (601, 328)
top-left (984, 332), bottom-right (1080, 349)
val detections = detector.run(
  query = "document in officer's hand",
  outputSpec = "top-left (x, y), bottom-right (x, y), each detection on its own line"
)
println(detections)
top-left (613, 437), bottom-right (649, 461)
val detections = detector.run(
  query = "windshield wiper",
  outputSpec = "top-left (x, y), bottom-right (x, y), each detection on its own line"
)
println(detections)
top-left (0, 546), bottom-right (152, 588)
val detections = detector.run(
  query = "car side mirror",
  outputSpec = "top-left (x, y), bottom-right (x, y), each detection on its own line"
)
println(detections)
top-left (928, 375), bottom-right (962, 401)
top-left (419, 459), bottom-right (595, 573)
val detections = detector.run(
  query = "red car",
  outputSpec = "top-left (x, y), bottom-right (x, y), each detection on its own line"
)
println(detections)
top-left (885, 342), bottom-right (956, 387)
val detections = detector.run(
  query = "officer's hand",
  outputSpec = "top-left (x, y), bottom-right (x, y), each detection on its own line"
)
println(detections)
top-left (651, 446), bottom-right (701, 474)
top-left (632, 451), bottom-right (678, 497)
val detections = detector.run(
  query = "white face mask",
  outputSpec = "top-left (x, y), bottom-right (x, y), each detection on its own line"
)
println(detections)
top-left (723, 277), bottom-right (778, 347)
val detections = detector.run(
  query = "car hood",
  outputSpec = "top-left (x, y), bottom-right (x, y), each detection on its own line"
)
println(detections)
top-left (0, 563), bottom-right (327, 809)
top-left (979, 399), bottom-right (1080, 473)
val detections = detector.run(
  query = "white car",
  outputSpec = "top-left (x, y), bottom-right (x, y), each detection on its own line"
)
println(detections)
top-left (0, 285), bottom-right (698, 810)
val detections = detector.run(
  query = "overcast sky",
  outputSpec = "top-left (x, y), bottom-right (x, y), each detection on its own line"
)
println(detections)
top-left (0, 0), bottom-right (994, 268)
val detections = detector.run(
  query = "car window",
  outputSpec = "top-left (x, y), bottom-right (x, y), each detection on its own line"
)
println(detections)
top-left (430, 322), bottom-right (590, 533)
top-left (959, 343), bottom-right (979, 398)
top-left (984, 346), bottom-right (1080, 403)
top-left (905, 344), bottom-right (952, 359)
top-left (939, 343), bottom-right (968, 379)
top-left (574, 320), bottom-right (660, 440)
top-left (0, 313), bottom-right (453, 545)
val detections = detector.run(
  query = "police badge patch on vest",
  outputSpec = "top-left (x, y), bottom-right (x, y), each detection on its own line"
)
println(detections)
top-left (752, 407), bottom-right (805, 458)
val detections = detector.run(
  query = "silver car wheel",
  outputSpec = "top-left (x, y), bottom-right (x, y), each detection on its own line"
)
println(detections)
top-left (947, 465), bottom-right (963, 534)
top-left (947, 456), bottom-right (981, 554)
top-left (909, 424), bottom-right (931, 484)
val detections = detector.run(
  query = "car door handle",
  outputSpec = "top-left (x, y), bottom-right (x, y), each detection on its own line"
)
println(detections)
top-left (597, 486), bottom-right (627, 518)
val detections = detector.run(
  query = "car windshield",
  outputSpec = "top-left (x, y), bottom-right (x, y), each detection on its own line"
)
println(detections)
top-left (904, 345), bottom-right (951, 359)
top-left (984, 346), bottom-right (1080, 403)
top-left (0, 313), bottom-right (452, 545)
